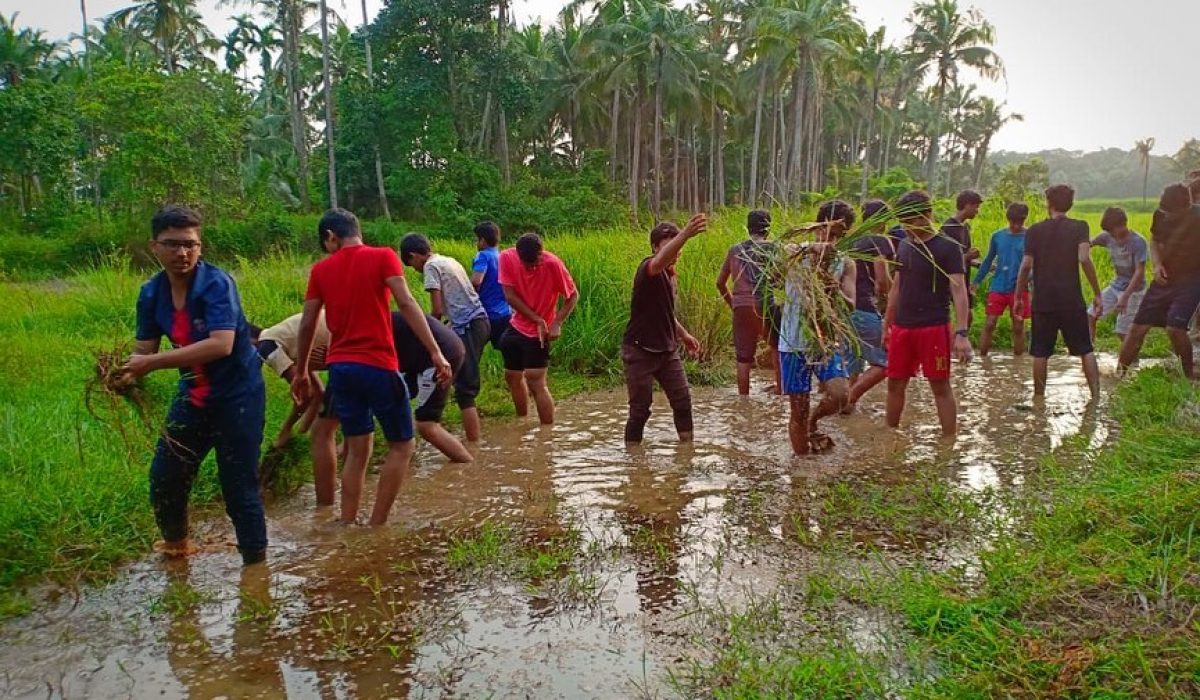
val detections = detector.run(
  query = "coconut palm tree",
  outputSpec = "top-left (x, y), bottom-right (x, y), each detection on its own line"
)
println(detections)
top-left (0, 14), bottom-right (59, 86)
top-left (1135, 137), bottom-right (1155, 205)
top-left (109, 0), bottom-right (215, 73)
top-left (965, 96), bottom-right (1021, 188)
top-left (907, 0), bottom-right (1003, 193)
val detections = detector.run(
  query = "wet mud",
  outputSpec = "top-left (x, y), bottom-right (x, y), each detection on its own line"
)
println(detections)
top-left (1, 354), bottom-right (1116, 698)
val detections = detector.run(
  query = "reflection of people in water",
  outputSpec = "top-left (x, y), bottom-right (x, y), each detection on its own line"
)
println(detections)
top-left (163, 560), bottom-right (285, 697)
top-left (613, 449), bottom-right (692, 611)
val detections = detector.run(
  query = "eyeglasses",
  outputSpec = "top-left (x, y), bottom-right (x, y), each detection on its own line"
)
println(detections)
top-left (156, 239), bottom-right (201, 251)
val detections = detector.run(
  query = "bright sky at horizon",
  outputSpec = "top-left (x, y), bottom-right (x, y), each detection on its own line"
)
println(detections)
top-left (8, 0), bottom-right (1197, 156)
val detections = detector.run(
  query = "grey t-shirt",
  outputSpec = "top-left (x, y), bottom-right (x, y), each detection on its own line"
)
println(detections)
top-left (424, 254), bottom-right (487, 330)
top-left (1092, 230), bottom-right (1148, 292)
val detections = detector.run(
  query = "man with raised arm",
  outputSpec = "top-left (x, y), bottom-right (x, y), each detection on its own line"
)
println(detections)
top-left (885, 191), bottom-right (974, 435)
top-left (122, 206), bottom-right (268, 565)
top-left (497, 233), bottom-right (579, 425)
top-left (622, 214), bottom-right (706, 444)
top-left (291, 208), bottom-right (452, 527)
top-left (1014, 184), bottom-right (1103, 397)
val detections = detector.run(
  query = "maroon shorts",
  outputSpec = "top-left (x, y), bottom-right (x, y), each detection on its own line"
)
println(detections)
top-left (886, 324), bottom-right (951, 380)
top-left (732, 305), bottom-right (778, 363)
top-left (986, 291), bottom-right (1029, 319)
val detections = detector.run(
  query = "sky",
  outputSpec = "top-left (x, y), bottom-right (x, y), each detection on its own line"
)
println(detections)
top-left (8, 0), bottom-right (1198, 155)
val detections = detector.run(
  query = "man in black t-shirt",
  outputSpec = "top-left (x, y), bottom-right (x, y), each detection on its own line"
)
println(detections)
top-left (1014, 184), bottom-right (1103, 396)
top-left (845, 199), bottom-right (895, 410)
top-left (389, 311), bottom-right (472, 463)
top-left (1118, 182), bottom-right (1200, 378)
top-left (941, 190), bottom-right (983, 326)
top-left (622, 214), bottom-right (706, 443)
top-left (884, 190), bottom-right (974, 435)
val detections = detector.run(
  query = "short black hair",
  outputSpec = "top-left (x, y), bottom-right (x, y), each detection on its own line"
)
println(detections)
top-left (399, 232), bottom-right (432, 264)
top-left (955, 190), bottom-right (983, 210)
top-left (649, 222), bottom-right (680, 250)
top-left (895, 190), bottom-right (933, 221)
top-left (816, 199), bottom-right (856, 228)
top-left (1045, 184), bottom-right (1075, 213)
top-left (475, 221), bottom-right (500, 247)
top-left (317, 207), bottom-right (361, 247)
top-left (1100, 207), bottom-right (1127, 233)
top-left (515, 232), bottom-right (543, 264)
top-left (151, 205), bottom-right (202, 238)
top-left (1159, 183), bottom-right (1192, 214)
top-left (748, 209), bottom-right (771, 237)
top-left (862, 199), bottom-right (889, 222)
top-left (1006, 202), bottom-right (1029, 221)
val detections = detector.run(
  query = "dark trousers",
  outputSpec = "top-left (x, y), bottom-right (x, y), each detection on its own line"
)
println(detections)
top-left (622, 344), bottom-right (693, 442)
top-left (150, 388), bottom-right (268, 555)
top-left (455, 316), bottom-right (491, 409)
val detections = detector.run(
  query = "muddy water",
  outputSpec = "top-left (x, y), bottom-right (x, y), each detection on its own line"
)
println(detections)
top-left (1, 355), bottom-right (1116, 699)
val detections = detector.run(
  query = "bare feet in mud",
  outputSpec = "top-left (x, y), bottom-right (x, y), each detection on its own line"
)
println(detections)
top-left (154, 539), bottom-right (200, 558)
top-left (840, 402), bottom-right (857, 416)
top-left (808, 432), bottom-right (835, 454)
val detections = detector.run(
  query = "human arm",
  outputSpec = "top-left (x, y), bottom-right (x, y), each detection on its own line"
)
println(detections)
top-left (675, 318), bottom-right (700, 355)
top-left (289, 299), bottom-right (324, 403)
top-left (1150, 240), bottom-right (1167, 281)
top-left (388, 275), bottom-right (452, 385)
top-left (973, 236), bottom-right (997, 291)
top-left (949, 273), bottom-right (973, 363)
top-left (1116, 265), bottom-right (1145, 313)
top-left (873, 258), bottom-right (892, 299)
top-left (428, 288), bottom-right (446, 322)
top-left (883, 271), bottom-right (901, 346)
top-left (839, 261), bottom-right (856, 307)
top-left (548, 291), bottom-right (579, 341)
top-left (1013, 254), bottom-right (1034, 318)
top-left (470, 253), bottom-right (486, 290)
top-left (503, 285), bottom-right (549, 343)
top-left (648, 214), bottom-right (707, 277)
top-left (123, 332), bottom-right (235, 378)
top-left (716, 255), bottom-right (733, 307)
top-left (1078, 241), bottom-right (1103, 316)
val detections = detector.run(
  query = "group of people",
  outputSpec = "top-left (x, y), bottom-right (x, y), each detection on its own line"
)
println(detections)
top-left (120, 171), bottom-right (1200, 566)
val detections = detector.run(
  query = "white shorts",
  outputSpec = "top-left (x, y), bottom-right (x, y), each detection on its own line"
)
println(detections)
top-left (1090, 284), bottom-right (1145, 336)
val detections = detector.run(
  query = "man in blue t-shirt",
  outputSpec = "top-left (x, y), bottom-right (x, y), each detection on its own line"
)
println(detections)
top-left (1088, 207), bottom-right (1148, 342)
top-left (122, 206), bottom-right (267, 566)
top-left (972, 202), bottom-right (1030, 356)
top-left (471, 221), bottom-right (513, 349)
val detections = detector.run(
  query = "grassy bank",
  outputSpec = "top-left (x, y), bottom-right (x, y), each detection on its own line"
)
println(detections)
top-left (673, 367), bottom-right (1199, 697)
top-left (0, 206), bottom-right (1175, 615)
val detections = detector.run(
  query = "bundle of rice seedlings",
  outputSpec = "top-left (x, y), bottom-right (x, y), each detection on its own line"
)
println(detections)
top-left (84, 343), bottom-right (155, 453)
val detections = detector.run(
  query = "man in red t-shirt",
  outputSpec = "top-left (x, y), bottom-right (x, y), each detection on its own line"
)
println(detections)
top-left (292, 208), bottom-right (452, 527)
top-left (497, 233), bottom-right (579, 424)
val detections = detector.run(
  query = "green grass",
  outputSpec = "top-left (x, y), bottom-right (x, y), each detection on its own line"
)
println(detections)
top-left (0, 205), bottom-right (1181, 615)
top-left (672, 368), bottom-right (1200, 697)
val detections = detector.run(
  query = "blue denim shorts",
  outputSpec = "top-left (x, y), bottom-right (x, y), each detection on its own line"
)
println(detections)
top-left (779, 351), bottom-right (847, 396)
top-left (327, 362), bottom-right (415, 442)
top-left (847, 310), bottom-right (888, 374)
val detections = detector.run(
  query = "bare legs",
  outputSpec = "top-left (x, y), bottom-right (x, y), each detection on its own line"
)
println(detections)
top-left (787, 394), bottom-right (811, 455)
top-left (979, 315), bottom-right (999, 357)
top-left (1081, 352), bottom-right (1100, 397)
top-left (505, 370), bottom-right (529, 417)
top-left (980, 314), bottom-right (1025, 357)
top-left (310, 417), bottom-right (339, 507)
top-left (461, 407), bottom-right (482, 442)
top-left (525, 368), bottom-right (554, 424)
top-left (847, 366), bottom-right (886, 407)
top-left (416, 421), bottom-right (473, 463)
top-left (886, 377), bottom-right (957, 435)
top-left (736, 361), bottom-right (752, 396)
top-left (787, 379), bottom-right (848, 455)
top-left (1033, 356), bottom-right (1049, 396)
top-left (368, 439), bottom-right (415, 526)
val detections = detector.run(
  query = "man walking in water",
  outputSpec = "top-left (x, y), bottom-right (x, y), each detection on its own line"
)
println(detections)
top-left (622, 215), bottom-right (706, 444)
top-left (972, 203), bottom-right (1029, 356)
top-left (1014, 185), bottom-right (1103, 397)
top-left (845, 199), bottom-right (895, 410)
top-left (123, 206), bottom-right (268, 564)
top-left (885, 190), bottom-right (973, 434)
top-left (292, 208), bottom-right (452, 527)
top-left (717, 209), bottom-right (780, 395)
top-left (1088, 207), bottom-right (1148, 344)
top-left (498, 233), bottom-right (579, 425)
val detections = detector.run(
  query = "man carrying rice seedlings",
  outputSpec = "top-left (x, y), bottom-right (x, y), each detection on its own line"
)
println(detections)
top-left (844, 199), bottom-right (896, 412)
top-left (498, 232), bottom-right (580, 425)
top-left (1117, 182), bottom-right (1200, 379)
top-left (884, 190), bottom-right (973, 435)
top-left (717, 209), bottom-right (781, 395)
top-left (621, 215), bottom-right (706, 444)
top-left (292, 208), bottom-right (453, 527)
top-left (121, 205), bottom-right (268, 565)
top-left (972, 202), bottom-right (1030, 356)
top-left (399, 233), bottom-right (491, 443)
top-left (1086, 207), bottom-right (1148, 344)
top-left (776, 200), bottom-right (857, 455)
top-left (1014, 184), bottom-right (1103, 397)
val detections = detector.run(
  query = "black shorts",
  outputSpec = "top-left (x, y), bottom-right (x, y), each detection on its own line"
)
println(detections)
top-left (488, 314), bottom-right (511, 348)
top-left (1031, 308), bottom-right (1093, 358)
top-left (404, 368), bottom-right (450, 422)
top-left (499, 326), bottom-right (550, 371)
top-left (1132, 277), bottom-right (1200, 330)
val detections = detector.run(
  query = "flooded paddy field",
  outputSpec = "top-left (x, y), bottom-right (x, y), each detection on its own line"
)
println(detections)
top-left (1, 355), bottom-right (1116, 698)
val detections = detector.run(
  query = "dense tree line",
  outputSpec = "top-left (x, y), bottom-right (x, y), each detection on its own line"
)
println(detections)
top-left (1, 1), bottom-right (1196, 240)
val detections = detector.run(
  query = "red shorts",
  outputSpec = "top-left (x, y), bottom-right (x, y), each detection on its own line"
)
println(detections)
top-left (886, 324), bottom-right (951, 380)
top-left (985, 291), bottom-right (1030, 319)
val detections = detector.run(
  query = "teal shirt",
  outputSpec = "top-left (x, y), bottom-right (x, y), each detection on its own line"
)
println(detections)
top-left (974, 228), bottom-right (1026, 294)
